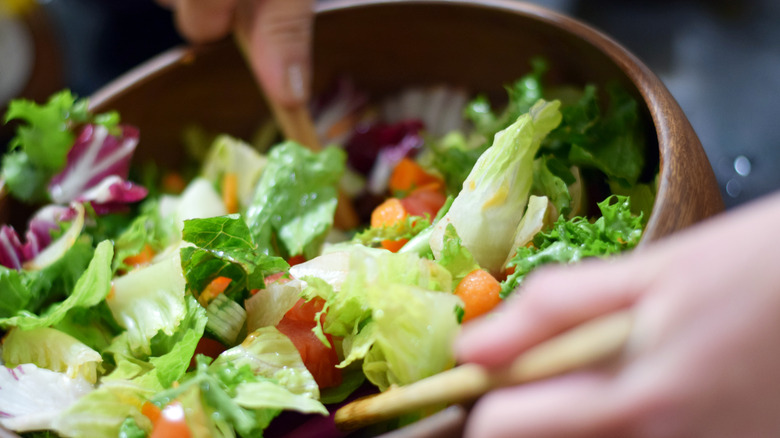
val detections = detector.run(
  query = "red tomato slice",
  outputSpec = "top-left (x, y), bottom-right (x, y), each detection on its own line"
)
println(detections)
top-left (276, 298), bottom-right (342, 388)
top-left (400, 188), bottom-right (447, 219)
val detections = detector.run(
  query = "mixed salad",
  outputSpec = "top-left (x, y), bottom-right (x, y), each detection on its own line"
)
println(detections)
top-left (0, 61), bottom-right (654, 437)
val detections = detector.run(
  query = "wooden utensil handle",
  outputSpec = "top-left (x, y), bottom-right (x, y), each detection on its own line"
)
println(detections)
top-left (335, 310), bottom-right (633, 431)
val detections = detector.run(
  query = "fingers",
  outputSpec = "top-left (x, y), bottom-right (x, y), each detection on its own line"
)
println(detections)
top-left (464, 371), bottom-right (625, 438)
top-left (236, 0), bottom-right (316, 107)
top-left (456, 256), bottom-right (652, 368)
top-left (170, 0), bottom-right (238, 43)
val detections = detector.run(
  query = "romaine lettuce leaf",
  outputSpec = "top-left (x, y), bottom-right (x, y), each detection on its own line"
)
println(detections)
top-left (150, 356), bottom-right (302, 437)
top-left (245, 141), bottom-right (345, 259)
top-left (180, 214), bottom-right (288, 300)
top-left (430, 100), bottom-right (562, 275)
top-left (0, 239), bottom-right (112, 330)
top-left (501, 195), bottom-right (643, 297)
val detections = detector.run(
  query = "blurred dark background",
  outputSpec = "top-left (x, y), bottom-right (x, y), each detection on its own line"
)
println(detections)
top-left (1, 0), bottom-right (778, 209)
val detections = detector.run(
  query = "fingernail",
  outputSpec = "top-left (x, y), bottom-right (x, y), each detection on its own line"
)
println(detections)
top-left (287, 62), bottom-right (306, 102)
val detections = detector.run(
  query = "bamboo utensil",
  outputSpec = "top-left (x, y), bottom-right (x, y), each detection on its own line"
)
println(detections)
top-left (335, 310), bottom-right (634, 431)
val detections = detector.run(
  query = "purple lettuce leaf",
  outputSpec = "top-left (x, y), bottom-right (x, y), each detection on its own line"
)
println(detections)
top-left (0, 206), bottom-right (73, 270)
top-left (47, 124), bottom-right (143, 205)
top-left (344, 119), bottom-right (425, 175)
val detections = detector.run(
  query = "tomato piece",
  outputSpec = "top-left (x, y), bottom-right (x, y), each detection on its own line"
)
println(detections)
top-left (276, 298), bottom-right (342, 388)
top-left (287, 254), bottom-right (307, 266)
top-left (150, 402), bottom-right (191, 438)
top-left (400, 186), bottom-right (447, 218)
top-left (188, 336), bottom-right (227, 370)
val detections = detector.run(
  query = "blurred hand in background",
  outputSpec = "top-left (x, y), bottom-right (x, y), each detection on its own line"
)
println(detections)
top-left (457, 192), bottom-right (780, 437)
top-left (156, 0), bottom-right (315, 108)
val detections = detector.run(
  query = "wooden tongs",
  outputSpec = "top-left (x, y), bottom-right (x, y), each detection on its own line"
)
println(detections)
top-left (334, 310), bottom-right (634, 431)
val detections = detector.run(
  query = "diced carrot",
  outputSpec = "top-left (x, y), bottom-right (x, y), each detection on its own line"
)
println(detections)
top-left (162, 172), bottom-right (187, 194)
top-left (123, 244), bottom-right (155, 269)
top-left (371, 198), bottom-right (408, 228)
top-left (142, 401), bottom-right (162, 425)
top-left (380, 238), bottom-right (407, 252)
top-left (150, 402), bottom-right (191, 438)
top-left (389, 158), bottom-right (444, 193)
top-left (198, 276), bottom-right (232, 307)
top-left (222, 172), bottom-right (239, 214)
top-left (371, 198), bottom-right (409, 252)
top-left (455, 269), bottom-right (503, 323)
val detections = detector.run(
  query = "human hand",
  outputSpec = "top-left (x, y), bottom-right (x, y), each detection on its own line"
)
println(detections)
top-left (456, 192), bottom-right (780, 437)
top-left (156, 0), bottom-right (315, 107)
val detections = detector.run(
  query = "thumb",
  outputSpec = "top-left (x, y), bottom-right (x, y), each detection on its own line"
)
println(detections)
top-left (235, 0), bottom-right (316, 108)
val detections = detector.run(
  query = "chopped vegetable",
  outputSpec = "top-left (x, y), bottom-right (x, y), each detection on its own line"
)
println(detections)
top-left (454, 269), bottom-right (502, 323)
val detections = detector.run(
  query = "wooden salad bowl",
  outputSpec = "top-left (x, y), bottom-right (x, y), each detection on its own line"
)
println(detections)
top-left (82, 0), bottom-right (723, 436)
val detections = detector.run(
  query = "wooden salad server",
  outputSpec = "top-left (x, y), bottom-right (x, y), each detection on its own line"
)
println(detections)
top-left (335, 309), bottom-right (634, 431)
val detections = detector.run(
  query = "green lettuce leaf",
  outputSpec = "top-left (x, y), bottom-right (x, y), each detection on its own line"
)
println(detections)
top-left (201, 134), bottom-right (268, 209)
top-left (501, 195), bottom-right (643, 297)
top-left (151, 356), bottom-right (282, 437)
top-left (106, 248), bottom-right (187, 356)
top-left (531, 156), bottom-right (573, 217)
top-left (53, 380), bottom-right (153, 438)
top-left (465, 57), bottom-right (547, 140)
top-left (352, 214), bottom-right (432, 248)
top-left (430, 99), bottom-right (562, 275)
top-left (307, 247), bottom-right (460, 391)
top-left (0, 239), bottom-right (112, 330)
top-left (245, 141), bottom-right (345, 259)
top-left (436, 224), bottom-right (479, 286)
top-left (2, 90), bottom-right (119, 202)
top-left (550, 84), bottom-right (647, 187)
top-left (180, 214), bottom-right (288, 300)
top-left (2, 326), bottom-right (102, 383)
top-left (214, 326), bottom-right (321, 399)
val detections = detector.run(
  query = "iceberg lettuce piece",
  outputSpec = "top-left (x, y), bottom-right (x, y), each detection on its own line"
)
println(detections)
top-left (430, 100), bottom-right (562, 275)
top-left (201, 134), bottom-right (267, 209)
top-left (234, 381), bottom-right (327, 415)
top-left (107, 249), bottom-right (187, 356)
top-left (214, 326), bottom-right (320, 399)
top-left (245, 278), bottom-right (303, 332)
top-left (53, 379), bottom-right (154, 438)
top-left (0, 364), bottom-right (94, 433)
top-left (304, 247), bottom-right (459, 391)
top-left (360, 283), bottom-right (462, 391)
top-left (3, 327), bottom-right (102, 383)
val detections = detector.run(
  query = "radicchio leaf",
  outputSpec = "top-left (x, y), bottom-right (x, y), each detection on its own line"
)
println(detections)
top-left (0, 205), bottom-right (73, 270)
top-left (48, 124), bottom-right (144, 207)
top-left (344, 119), bottom-right (424, 174)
